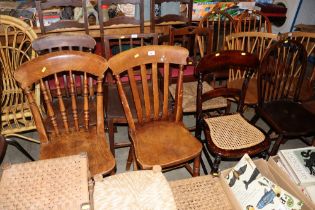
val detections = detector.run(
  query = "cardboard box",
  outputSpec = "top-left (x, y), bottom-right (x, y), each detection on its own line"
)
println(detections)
top-left (219, 159), bottom-right (315, 210)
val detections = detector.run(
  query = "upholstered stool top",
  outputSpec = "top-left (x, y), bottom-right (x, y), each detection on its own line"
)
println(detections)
top-left (205, 113), bottom-right (265, 150)
top-left (0, 153), bottom-right (90, 210)
top-left (169, 81), bottom-right (227, 112)
top-left (93, 166), bottom-right (176, 210)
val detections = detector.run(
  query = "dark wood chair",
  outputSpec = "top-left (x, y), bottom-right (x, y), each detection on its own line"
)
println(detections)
top-left (97, 0), bottom-right (145, 58)
top-left (253, 39), bottom-right (315, 155)
top-left (103, 33), bottom-right (158, 156)
top-left (195, 50), bottom-right (270, 174)
top-left (108, 45), bottom-right (202, 176)
top-left (150, 0), bottom-right (193, 33)
top-left (236, 9), bottom-right (272, 33)
top-left (14, 51), bottom-right (115, 177)
top-left (225, 32), bottom-right (279, 106)
top-left (199, 9), bottom-right (236, 52)
top-left (35, 0), bottom-right (89, 35)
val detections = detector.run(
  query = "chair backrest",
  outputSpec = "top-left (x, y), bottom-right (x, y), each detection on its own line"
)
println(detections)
top-left (108, 45), bottom-right (188, 131)
top-left (32, 34), bottom-right (97, 98)
top-left (236, 10), bottom-right (271, 33)
top-left (35, 0), bottom-right (89, 34)
top-left (199, 9), bottom-right (236, 52)
top-left (150, 0), bottom-right (193, 33)
top-left (14, 51), bottom-right (108, 143)
top-left (0, 15), bottom-right (38, 136)
top-left (196, 50), bottom-right (259, 115)
top-left (258, 39), bottom-right (307, 106)
top-left (282, 31), bottom-right (315, 84)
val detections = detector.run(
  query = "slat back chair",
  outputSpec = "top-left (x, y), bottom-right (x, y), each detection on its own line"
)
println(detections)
top-left (36, 0), bottom-right (89, 35)
top-left (281, 31), bottom-right (315, 101)
top-left (195, 50), bottom-right (269, 174)
top-left (255, 39), bottom-right (315, 155)
top-left (14, 51), bottom-right (115, 176)
top-left (104, 33), bottom-right (158, 156)
top-left (236, 10), bottom-right (272, 33)
top-left (108, 45), bottom-right (202, 175)
top-left (150, 0), bottom-right (193, 33)
top-left (98, 0), bottom-right (145, 58)
top-left (0, 15), bottom-right (39, 143)
top-left (199, 9), bottom-right (236, 52)
top-left (225, 32), bottom-right (279, 105)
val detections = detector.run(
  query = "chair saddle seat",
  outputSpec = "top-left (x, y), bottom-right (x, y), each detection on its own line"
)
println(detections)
top-left (169, 81), bottom-right (227, 112)
top-left (204, 113), bottom-right (265, 150)
top-left (41, 127), bottom-right (115, 176)
top-left (131, 121), bottom-right (202, 169)
top-left (259, 101), bottom-right (315, 136)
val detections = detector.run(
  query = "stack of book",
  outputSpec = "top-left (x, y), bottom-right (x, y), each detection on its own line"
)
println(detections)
top-left (277, 146), bottom-right (315, 203)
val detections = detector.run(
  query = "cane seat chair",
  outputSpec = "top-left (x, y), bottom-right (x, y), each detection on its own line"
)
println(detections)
top-left (35, 0), bottom-right (89, 35)
top-left (103, 33), bottom-right (158, 156)
top-left (0, 15), bottom-right (40, 143)
top-left (14, 51), bottom-right (115, 176)
top-left (282, 31), bottom-right (315, 102)
top-left (254, 39), bottom-right (315, 155)
top-left (32, 34), bottom-right (97, 132)
top-left (236, 9), bottom-right (272, 33)
top-left (225, 32), bottom-right (278, 105)
top-left (108, 45), bottom-right (202, 175)
top-left (150, 0), bottom-right (193, 33)
top-left (199, 9), bottom-right (236, 52)
top-left (195, 50), bottom-right (270, 174)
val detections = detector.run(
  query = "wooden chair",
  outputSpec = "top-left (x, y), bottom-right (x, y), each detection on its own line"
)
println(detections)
top-left (108, 45), bottom-right (202, 176)
top-left (253, 39), bottom-right (315, 155)
top-left (150, 0), bottom-right (193, 33)
top-left (281, 31), bottom-right (315, 102)
top-left (0, 15), bottom-right (39, 143)
top-left (225, 32), bottom-right (279, 105)
top-left (103, 33), bottom-right (158, 156)
top-left (236, 10), bottom-right (272, 33)
top-left (198, 9), bottom-right (236, 52)
top-left (36, 0), bottom-right (89, 35)
top-left (195, 50), bottom-right (270, 174)
top-left (98, 0), bottom-right (145, 58)
top-left (14, 51), bottom-right (115, 176)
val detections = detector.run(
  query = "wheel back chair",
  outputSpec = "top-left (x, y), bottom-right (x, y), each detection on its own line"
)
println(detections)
top-left (0, 15), bottom-right (39, 144)
top-left (14, 51), bottom-right (115, 176)
top-left (253, 39), bottom-right (315, 155)
top-left (195, 50), bottom-right (270, 174)
top-left (236, 9), bottom-right (272, 33)
top-left (108, 45), bottom-right (202, 176)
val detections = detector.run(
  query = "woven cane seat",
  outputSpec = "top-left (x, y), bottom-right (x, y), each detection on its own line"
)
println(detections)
top-left (0, 154), bottom-right (90, 210)
top-left (169, 175), bottom-right (233, 210)
top-left (93, 166), bottom-right (177, 210)
top-left (204, 113), bottom-right (265, 150)
top-left (169, 81), bottom-right (227, 112)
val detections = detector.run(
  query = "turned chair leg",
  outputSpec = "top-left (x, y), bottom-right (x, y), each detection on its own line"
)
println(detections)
top-left (126, 147), bottom-right (133, 171)
top-left (270, 135), bottom-right (284, 156)
top-left (211, 156), bottom-right (221, 175)
top-left (107, 119), bottom-right (115, 156)
top-left (193, 155), bottom-right (200, 177)
top-left (6, 138), bottom-right (34, 161)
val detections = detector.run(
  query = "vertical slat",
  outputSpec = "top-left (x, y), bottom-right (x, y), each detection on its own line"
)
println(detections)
top-left (96, 77), bottom-right (105, 134)
top-left (69, 71), bottom-right (79, 131)
top-left (128, 68), bottom-right (143, 124)
top-left (40, 79), bottom-right (59, 135)
top-left (162, 63), bottom-right (170, 119)
top-left (54, 73), bottom-right (69, 132)
top-left (152, 62), bottom-right (159, 120)
top-left (175, 65), bottom-right (184, 123)
top-left (83, 72), bottom-right (89, 130)
top-left (140, 64), bottom-right (151, 121)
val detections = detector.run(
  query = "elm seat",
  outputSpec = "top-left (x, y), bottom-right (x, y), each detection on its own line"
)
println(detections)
top-left (169, 81), bottom-right (227, 113)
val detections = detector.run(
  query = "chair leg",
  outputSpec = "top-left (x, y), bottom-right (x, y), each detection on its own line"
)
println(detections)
top-left (6, 138), bottom-right (34, 161)
top-left (270, 135), bottom-right (284, 156)
top-left (200, 153), bottom-right (208, 175)
top-left (193, 155), bottom-right (200, 177)
top-left (250, 112), bottom-right (259, 124)
top-left (126, 147), bottom-right (133, 171)
top-left (211, 155), bottom-right (221, 175)
top-left (107, 119), bottom-right (115, 156)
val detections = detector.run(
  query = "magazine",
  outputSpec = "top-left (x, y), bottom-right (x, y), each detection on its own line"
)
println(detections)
top-left (225, 154), bottom-right (303, 210)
